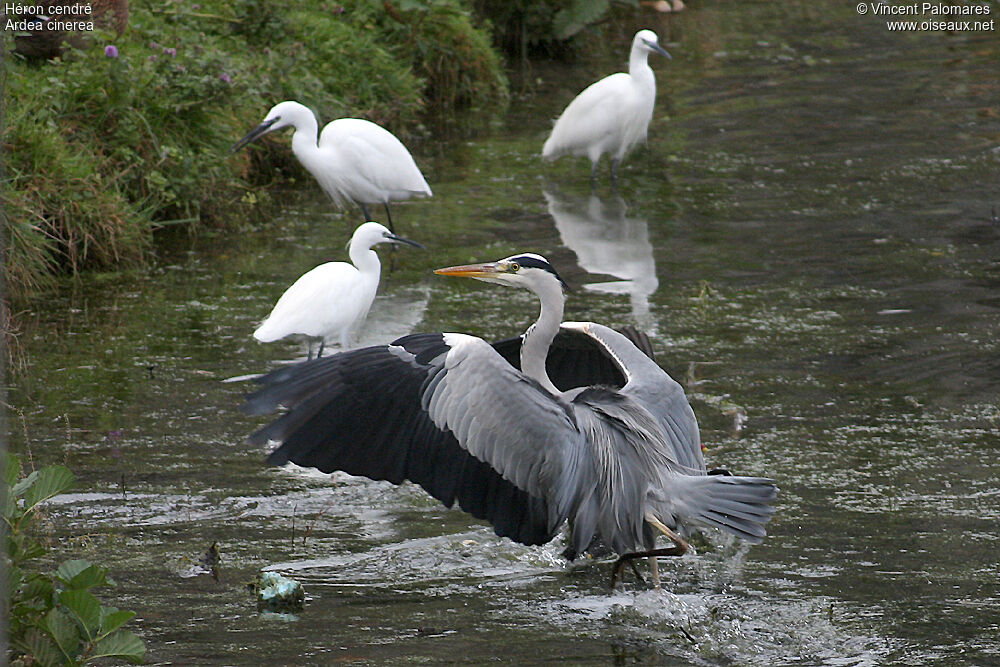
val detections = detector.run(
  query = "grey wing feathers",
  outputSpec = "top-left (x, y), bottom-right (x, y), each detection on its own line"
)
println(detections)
top-left (421, 333), bottom-right (586, 522)
top-left (242, 335), bottom-right (559, 546)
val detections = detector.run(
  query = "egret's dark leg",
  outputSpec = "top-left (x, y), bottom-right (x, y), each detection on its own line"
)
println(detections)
top-left (590, 160), bottom-right (599, 186)
top-left (316, 341), bottom-right (325, 359)
top-left (360, 203), bottom-right (373, 222)
top-left (306, 340), bottom-right (315, 361)
top-left (610, 158), bottom-right (621, 184)
top-left (383, 203), bottom-right (395, 233)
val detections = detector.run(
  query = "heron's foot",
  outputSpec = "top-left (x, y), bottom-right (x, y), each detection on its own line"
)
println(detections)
top-left (610, 515), bottom-right (690, 589)
top-left (610, 545), bottom-right (687, 589)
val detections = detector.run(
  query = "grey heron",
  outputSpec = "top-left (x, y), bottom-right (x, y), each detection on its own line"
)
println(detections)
top-left (243, 253), bottom-right (777, 587)
top-left (232, 101), bottom-right (432, 230)
top-left (253, 222), bottom-right (423, 359)
top-left (542, 30), bottom-right (671, 183)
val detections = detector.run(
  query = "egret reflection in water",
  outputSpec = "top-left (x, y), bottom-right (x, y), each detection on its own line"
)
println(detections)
top-left (545, 188), bottom-right (659, 331)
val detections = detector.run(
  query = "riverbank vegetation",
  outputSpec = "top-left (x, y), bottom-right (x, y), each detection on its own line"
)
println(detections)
top-left (3, 0), bottom-right (511, 303)
top-left (2, 0), bottom-right (641, 304)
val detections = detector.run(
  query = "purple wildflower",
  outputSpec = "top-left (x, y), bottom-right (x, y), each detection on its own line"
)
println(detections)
top-left (219, 72), bottom-right (232, 83)
top-left (163, 47), bottom-right (177, 57)
top-left (105, 44), bottom-right (119, 58)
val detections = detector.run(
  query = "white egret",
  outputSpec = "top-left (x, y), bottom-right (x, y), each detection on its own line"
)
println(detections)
top-left (253, 222), bottom-right (423, 359)
top-left (244, 253), bottom-right (777, 587)
top-left (542, 30), bottom-right (671, 183)
top-left (232, 101), bottom-right (432, 230)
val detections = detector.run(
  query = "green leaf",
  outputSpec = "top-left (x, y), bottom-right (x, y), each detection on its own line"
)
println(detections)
top-left (58, 589), bottom-right (102, 640)
top-left (15, 626), bottom-right (67, 667)
top-left (43, 607), bottom-right (82, 660)
top-left (56, 559), bottom-right (94, 585)
top-left (21, 572), bottom-right (56, 603)
top-left (3, 452), bottom-right (22, 487)
top-left (100, 607), bottom-right (136, 637)
top-left (22, 465), bottom-right (74, 514)
top-left (68, 564), bottom-right (110, 591)
top-left (11, 469), bottom-right (40, 498)
top-left (553, 0), bottom-right (610, 39)
top-left (92, 629), bottom-right (147, 663)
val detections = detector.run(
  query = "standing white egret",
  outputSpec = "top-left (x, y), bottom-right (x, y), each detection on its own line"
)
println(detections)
top-left (232, 101), bottom-right (432, 230)
top-left (243, 253), bottom-right (777, 587)
top-left (253, 222), bottom-right (423, 359)
top-left (542, 30), bottom-right (671, 183)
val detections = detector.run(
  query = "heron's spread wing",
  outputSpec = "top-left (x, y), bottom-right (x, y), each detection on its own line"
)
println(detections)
top-left (556, 322), bottom-right (705, 474)
top-left (243, 338), bottom-right (558, 546)
top-left (490, 325), bottom-right (654, 391)
top-left (243, 332), bottom-right (586, 544)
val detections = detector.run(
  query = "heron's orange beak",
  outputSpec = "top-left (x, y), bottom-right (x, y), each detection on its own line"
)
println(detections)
top-left (433, 262), bottom-right (506, 279)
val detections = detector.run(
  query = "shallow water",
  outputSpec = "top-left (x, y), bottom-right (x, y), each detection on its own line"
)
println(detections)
top-left (7, 1), bottom-right (1000, 664)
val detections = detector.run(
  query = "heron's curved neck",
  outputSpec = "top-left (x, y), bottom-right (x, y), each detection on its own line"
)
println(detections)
top-left (522, 280), bottom-right (565, 395)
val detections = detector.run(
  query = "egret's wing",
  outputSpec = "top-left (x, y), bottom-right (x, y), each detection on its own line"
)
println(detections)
top-left (544, 74), bottom-right (635, 156)
top-left (320, 119), bottom-right (431, 198)
top-left (254, 263), bottom-right (360, 340)
top-left (243, 334), bottom-right (569, 545)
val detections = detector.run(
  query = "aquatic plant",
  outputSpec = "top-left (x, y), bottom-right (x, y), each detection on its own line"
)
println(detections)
top-left (4, 454), bottom-right (146, 666)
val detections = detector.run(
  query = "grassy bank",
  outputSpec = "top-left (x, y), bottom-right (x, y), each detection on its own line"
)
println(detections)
top-left (2, 0), bottom-right (509, 302)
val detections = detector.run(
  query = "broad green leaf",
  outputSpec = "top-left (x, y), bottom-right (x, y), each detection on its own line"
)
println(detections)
top-left (15, 626), bottom-right (67, 667)
top-left (43, 607), bottom-right (81, 659)
top-left (59, 589), bottom-right (102, 640)
top-left (93, 629), bottom-right (147, 663)
top-left (21, 572), bottom-right (56, 603)
top-left (56, 559), bottom-right (94, 584)
top-left (68, 564), bottom-right (110, 591)
top-left (11, 469), bottom-right (40, 498)
top-left (3, 452), bottom-right (22, 487)
top-left (553, 0), bottom-right (610, 39)
top-left (22, 465), bottom-right (74, 513)
top-left (100, 607), bottom-right (136, 637)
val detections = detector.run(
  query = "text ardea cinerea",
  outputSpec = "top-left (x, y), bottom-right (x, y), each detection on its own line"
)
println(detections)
top-left (232, 101), bottom-right (432, 230)
top-left (253, 222), bottom-right (423, 359)
top-left (243, 253), bottom-right (777, 586)
top-left (542, 30), bottom-right (671, 183)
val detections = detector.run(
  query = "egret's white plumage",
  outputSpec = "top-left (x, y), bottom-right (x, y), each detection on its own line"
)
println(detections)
top-left (233, 101), bottom-right (432, 228)
top-left (542, 30), bottom-right (671, 182)
top-left (253, 222), bottom-right (422, 357)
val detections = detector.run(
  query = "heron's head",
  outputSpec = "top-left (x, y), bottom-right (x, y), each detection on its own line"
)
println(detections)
top-left (434, 253), bottom-right (569, 294)
top-left (231, 101), bottom-right (309, 153)
top-left (349, 221), bottom-right (425, 252)
top-left (634, 30), bottom-right (671, 60)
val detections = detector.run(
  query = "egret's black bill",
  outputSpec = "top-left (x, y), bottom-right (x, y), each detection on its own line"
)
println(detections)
top-left (231, 117), bottom-right (280, 153)
top-left (387, 233), bottom-right (425, 250)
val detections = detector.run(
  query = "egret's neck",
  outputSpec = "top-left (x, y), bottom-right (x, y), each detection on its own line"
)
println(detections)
top-left (349, 244), bottom-right (382, 287)
top-left (289, 112), bottom-right (321, 162)
top-left (521, 280), bottom-right (565, 395)
top-left (628, 49), bottom-right (655, 86)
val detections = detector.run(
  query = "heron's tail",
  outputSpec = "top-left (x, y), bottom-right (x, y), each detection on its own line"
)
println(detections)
top-left (662, 474), bottom-right (778, 543)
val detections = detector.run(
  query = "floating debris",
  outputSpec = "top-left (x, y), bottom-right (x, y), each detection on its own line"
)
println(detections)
top-left (254, 571), bottom-right (305, 612)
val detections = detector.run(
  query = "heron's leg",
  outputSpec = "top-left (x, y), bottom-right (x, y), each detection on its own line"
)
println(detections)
top-left (610, 158), bottom-right (621, 183)
top-left (306, 340), bottom-right (315, 361)
top-left (360, 203), bottom-right (373, 222)
top-left (649, 556), bottom-right (660, 589)
top-left (316, 340), bottom-right (325, 358)
top-left (610, 515), bottom-right (689, 589)
top-left (590, 160), bottom-right (599, 185)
